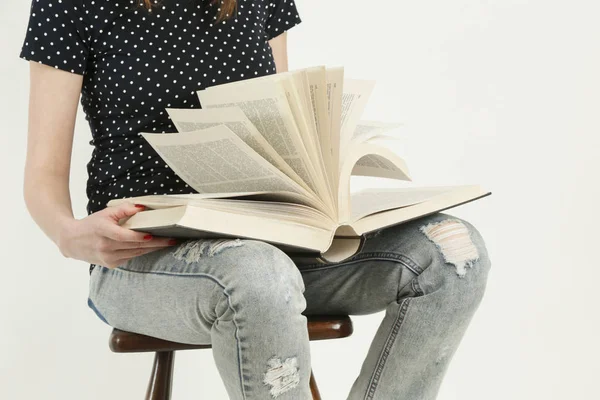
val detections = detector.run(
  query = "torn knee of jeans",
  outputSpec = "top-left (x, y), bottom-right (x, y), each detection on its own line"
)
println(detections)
top-left (173, 238), bottom-right (244, 263)
top-left (420, 219), bottom-right (479, 278)
top-left (262, 356), bottom-right (300, 398)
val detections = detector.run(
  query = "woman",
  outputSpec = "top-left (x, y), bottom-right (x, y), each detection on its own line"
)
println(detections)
top-left (20, 0), bottom-right (492, 399)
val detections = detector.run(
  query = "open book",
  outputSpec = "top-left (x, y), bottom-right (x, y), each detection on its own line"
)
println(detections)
top-left (108, 66), bottom-right (491, 262)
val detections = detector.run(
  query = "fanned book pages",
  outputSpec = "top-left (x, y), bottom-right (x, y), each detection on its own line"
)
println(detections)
top-left (107, 66), bottom-right (491, 262)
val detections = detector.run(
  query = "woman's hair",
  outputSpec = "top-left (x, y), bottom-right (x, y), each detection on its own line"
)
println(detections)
top-left (142, 0), bottom-right (236, 22)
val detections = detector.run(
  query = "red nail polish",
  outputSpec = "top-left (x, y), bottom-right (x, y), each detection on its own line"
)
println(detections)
top-left (135, 204), bottom-right (146, 209)
top-left (143, 234), bottom-right (153, 240)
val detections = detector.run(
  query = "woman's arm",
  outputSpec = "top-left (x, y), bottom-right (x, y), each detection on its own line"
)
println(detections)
top-left (269, 32), bottom-right (290, 73)
top-left (23, 63), bottom-right (83, 245)
top-left (23, 62), bottom-right (176, 268)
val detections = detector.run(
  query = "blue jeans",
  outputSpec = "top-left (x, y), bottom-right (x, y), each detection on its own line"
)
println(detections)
top-left (88, 212), bottom-right (492, 399)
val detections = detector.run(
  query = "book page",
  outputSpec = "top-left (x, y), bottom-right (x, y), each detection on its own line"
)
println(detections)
top-left (278, 74), bottom-right (327, 188)
top-left (347, 186), bottom-right (490, 235)
top-left (165, 106), bottom-right (313, 194)
top-left (352, 154), bottom-right (410, 179)
top-left (182, 198), bottom-right (335, 229)
top-left (140, 125), bottom-right (316, 201)
top-left (283, 71), bottom-right (335, 209)
top-left (286, 72), bottom-right (322, 160)
top-left (120, 205), bottom-right (336, 253)
top-left (197, 81), bottom-right (321, 196)
top-left (337, 142), bottom-right (411, 223)
top-left (352, 121), bottom-right (404, 143)
top-left (339, 79), bottom-right (376, 167)
top-left (107, 191), bottom-right (330, 216)
top-left (304, 66), bottom-right (334, 187)
top-left (290, 69), bottom-right (317, 132)
top-left (326, 67), bottom-right (344, 183)
top-left (320, 237), bottom-right (362, 263)
top-left (350, 186), bottom-right (461, 222)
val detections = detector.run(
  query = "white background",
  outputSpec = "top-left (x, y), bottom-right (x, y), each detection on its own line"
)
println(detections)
top-left (1, 0), bottom-right (599, 399)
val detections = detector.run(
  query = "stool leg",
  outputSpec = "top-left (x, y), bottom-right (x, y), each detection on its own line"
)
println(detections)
top-left (309, 369), bottom-right (321, 400)
top-left (146, 351), bottom-right (175, 400)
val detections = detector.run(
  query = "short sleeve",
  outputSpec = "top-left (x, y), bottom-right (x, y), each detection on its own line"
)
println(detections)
top-left (19, 0), bottom-right (90, 75)
top-left (264, 0), bottom-right (302, 41)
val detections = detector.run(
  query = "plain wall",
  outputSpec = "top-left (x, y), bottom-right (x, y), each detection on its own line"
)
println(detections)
top-left (1, 0), bottom-right (598, 399)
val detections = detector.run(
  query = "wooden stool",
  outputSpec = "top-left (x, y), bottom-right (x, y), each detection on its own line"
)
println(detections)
top-left (109, 315), bottom-right (354, 400)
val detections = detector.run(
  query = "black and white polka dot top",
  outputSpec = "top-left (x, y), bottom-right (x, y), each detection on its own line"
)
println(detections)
top-left (19, 0), bottom-right (301, 274)
top-left (19, 0), bottom-right (302, 217)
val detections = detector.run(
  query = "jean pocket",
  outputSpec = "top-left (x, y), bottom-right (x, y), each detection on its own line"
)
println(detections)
top-left (87, 297), bottom-right (111, 326)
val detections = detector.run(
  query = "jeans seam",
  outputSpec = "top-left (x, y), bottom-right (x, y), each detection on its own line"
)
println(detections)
top-left (411, 277), bottom-right (424, 296)
top-left (298, 252), bottom-right (423, 275)
top-left (364, 298), bottom-right (411, 400)
top-left (114, 266), bottom-right (249, 400)
top-left (87, 297), bottom-right (110, 325)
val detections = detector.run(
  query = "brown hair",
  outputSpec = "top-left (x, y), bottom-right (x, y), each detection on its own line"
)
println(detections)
top-left (142, 0), bottom-right (237, 22)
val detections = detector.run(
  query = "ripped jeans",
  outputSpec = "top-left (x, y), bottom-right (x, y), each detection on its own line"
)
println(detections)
top-left (87, 212), bottom-right (492, 399)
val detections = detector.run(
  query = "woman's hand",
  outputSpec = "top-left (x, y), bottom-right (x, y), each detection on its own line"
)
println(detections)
top-left (57, 202), bottom-right (177, 269)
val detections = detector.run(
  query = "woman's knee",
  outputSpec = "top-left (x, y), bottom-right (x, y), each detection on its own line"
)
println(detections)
top-left (414, 213), bottom-right (492, 310)
top-left (225, 239), bottom-right (305, 289)
top-left (417, 213), bottom-right (492, 278)
top-left (368, 212), bottom-right (491, 279)
top-left (209, 240), bottom-right (307, 319)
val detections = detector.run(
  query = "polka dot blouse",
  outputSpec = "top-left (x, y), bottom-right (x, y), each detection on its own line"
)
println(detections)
top-left (19, 0), bottom-right (302, 216)
top-left (19, 0), bottom-right (301, 274)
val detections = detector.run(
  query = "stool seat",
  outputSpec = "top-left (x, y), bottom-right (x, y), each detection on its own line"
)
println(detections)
top-left (108, 314), bottom-right (353, 400)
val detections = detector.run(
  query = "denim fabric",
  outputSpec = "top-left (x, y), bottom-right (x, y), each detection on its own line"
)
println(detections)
top-left (88, 212), bottom-right (492, 399)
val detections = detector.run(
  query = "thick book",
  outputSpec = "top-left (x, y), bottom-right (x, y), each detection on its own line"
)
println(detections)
top-left (107, 66), bottom-right (491, 263)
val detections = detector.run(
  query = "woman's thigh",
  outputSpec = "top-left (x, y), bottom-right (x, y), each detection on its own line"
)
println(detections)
top-left (87, 238), bottom-right (307, 344)
top-left (88, 261), bottom-right (220, 344)
top-left (295, 212), bottom-right (490, 316)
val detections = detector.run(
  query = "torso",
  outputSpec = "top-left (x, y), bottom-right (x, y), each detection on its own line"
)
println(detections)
top-left (79, 0), bottom-right (282, 214)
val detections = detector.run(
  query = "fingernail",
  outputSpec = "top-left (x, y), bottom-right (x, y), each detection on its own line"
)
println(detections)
top-left (135, 204), bottom-right (146, 209)
top-left (168, 239), bottom-right (178, 245)
top-left (143, 234), bottom-right (153, 240)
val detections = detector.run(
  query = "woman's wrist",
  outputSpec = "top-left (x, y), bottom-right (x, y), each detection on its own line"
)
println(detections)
top-left (55, 216), bottom-right (78, 258)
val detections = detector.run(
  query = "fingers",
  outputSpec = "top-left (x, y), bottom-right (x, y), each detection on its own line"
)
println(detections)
top-left (100, 204), bottom-right (175, 244)
top-left (92, 202), bottom-right (181, 269)
top-left (102, 223), bottom-right (157, 243)
top-left (111, 236), bottom-right (177, 250)
top-left (106, 227), bottom-right (148, 243)
top-left (95, 235), bottom-right (176, 254)
top-left (104, 202), bottom-right (147, 222)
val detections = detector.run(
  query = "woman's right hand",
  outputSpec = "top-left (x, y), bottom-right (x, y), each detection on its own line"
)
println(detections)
top-left (57, 202), bottom-right (178, 269)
